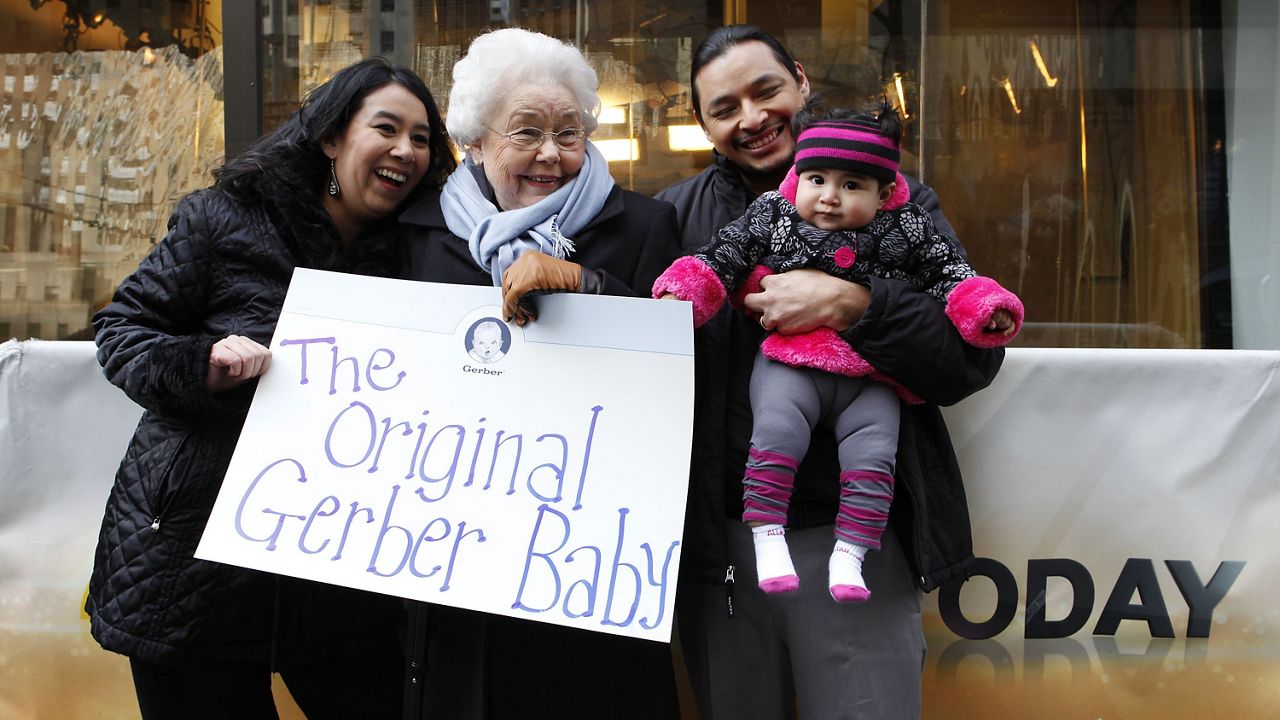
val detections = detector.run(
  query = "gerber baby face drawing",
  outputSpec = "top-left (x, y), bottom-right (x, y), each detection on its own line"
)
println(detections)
top-left (465, 317), bottom-right (511, 364)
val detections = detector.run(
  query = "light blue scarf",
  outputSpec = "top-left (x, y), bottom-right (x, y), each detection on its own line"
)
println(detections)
top-left (440, 142), bottom-right (615, 286)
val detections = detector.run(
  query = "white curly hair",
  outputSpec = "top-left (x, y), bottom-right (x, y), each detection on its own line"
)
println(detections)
top-left (447, 27), bottom-right (601, 147)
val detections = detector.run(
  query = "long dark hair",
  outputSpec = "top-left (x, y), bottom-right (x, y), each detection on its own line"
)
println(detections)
top-left (690, 25), bottom-right (802, 120)
top-left (214, 57), bottom-right (455, 213)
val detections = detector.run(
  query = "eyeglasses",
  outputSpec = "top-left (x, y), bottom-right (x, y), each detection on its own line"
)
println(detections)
top-left (489, 126), bottom-right (587, 150)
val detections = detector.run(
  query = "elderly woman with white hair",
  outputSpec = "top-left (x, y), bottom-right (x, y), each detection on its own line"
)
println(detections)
top-left (403, 27), bottom-right (680, 328)
top-left (400, 27), bottom-right (682, 720)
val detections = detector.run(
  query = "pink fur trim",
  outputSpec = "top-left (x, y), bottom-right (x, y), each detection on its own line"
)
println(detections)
top-left (778, 166), bottom-right (799, 204)
top-left (945, 276), bottom-right (1025, 348)
top-left (758, 328), bottom-right (924, 404)
top-left (652, 256), bottom-right (726, 328)
top-left (729, 264), bottom-right (773, 315)
top-left (883, 171), bottom-right (911, 211)
top-left (784, 167), bottom-right (906, 210)
top-left (759, 328), bottom-right (875, 377)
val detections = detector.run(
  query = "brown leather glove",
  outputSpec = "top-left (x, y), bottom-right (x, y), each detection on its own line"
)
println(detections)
top-left (501, 251), bottom-right (583, 325)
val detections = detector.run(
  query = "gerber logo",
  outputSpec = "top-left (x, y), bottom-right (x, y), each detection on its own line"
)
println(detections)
top-left (938, 557), bottom-right (1247, 640)
top-left (464, 316), bottom-right (511, 365)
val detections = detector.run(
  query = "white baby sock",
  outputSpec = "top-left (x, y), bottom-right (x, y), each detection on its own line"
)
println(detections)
top-left (829, 539), bottom-right (871, 603)
top-left (751, 524), bottom-right (799, 594)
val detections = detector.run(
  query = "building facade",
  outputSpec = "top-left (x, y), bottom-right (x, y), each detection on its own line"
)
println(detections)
top-left (1, 0), bottom-right (1277, 350)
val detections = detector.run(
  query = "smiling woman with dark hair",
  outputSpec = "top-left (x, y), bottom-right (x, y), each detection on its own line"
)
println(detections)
top-left (87, 57), bottom-right (455, 719)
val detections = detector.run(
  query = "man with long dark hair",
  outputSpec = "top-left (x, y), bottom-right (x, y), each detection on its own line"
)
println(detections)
top-left (660, 25), bottom-right (1004, 719)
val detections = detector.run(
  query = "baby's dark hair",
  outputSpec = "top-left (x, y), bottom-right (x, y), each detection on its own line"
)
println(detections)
top-left (792, 98), bottom-right (902, 148)
top-left (789, 98), bottom-right (902, 186)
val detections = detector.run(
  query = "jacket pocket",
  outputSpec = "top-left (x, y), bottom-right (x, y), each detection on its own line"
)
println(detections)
top-left (141, 421), bottom-right (192, 533)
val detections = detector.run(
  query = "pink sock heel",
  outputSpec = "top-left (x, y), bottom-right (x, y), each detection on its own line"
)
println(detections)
top-left (829, 584), bottom-right (871, 603)
top-left (759, 575), bottom-right (800, 594)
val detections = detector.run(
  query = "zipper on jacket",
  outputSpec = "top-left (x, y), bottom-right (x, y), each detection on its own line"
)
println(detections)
top-left (724, 564), bottom-right (736, 618)
top-left (148, 433), bottom-right (191, 534)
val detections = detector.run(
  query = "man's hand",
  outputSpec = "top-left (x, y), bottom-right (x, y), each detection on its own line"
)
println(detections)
top-left (501, 251), bottom-right (583, 326)
top-left (743, 268), bottom-right (870, 334)
top-left (206, 335), bottom-right (271, 393)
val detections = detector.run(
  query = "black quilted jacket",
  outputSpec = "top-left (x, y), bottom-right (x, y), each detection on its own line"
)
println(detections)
top-left (87, 187), bottom-right (402, 664)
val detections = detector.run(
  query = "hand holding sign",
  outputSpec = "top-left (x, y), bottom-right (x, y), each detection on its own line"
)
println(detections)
top-left (501, 251), bottom-right (583, 325)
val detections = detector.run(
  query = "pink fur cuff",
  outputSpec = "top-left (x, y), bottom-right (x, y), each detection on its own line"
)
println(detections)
top-left (652, 256), bottom-right (727, 328)
top-left (945, 276), bottom-right (1025, 348)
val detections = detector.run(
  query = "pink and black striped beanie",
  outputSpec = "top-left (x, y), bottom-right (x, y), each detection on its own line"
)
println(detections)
top-left (778, 118), bottom-right (910, 209)
top-left (794, 118), bottom-right (899, 184)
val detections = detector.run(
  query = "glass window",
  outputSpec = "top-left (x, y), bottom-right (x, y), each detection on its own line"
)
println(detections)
top-left (5, 1), bottom-right (1273, 349)
top-left (921, 1), bottom-right (1237, 348)
top-left (257, 1), bottom-right (1275, 349)
top-left (260, 1), bottom-right (922, 196)
top-left (0, 1), bottom-right (223, 340)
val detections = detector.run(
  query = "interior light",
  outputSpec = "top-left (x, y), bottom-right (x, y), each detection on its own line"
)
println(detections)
top-left (595, 138), bottom-right (639, 162)
top-left (893, 73), bottom-right (909, 119)
top-left (1079, 106), bottom-right (1088, 178)
top-left (598, 106), bottom-right (627, 125)
top-left (1030, 41), bottom-right (1059, 88)
top-left (1001, 78), bottom-right (1022, 114)
top-left (667, 125), bottom-right (713, 152)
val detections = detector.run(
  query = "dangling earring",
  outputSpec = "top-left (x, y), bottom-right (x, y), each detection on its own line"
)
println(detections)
top-left (327, 158), bottom-right (341, 198)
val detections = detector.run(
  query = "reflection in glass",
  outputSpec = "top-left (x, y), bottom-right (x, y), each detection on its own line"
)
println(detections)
top-left (923, 1), bottom-right (1231, 347)
top-left (4, 0), bottom-right (1252, 348)
top-left (0, 1), bottom-right (224, 340)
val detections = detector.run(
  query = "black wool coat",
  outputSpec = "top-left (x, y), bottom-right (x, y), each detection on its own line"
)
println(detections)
top-left (88, 188), bottom-right (403, 665)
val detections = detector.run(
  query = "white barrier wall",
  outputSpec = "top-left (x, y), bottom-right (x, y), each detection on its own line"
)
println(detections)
top-left (0, 340), bottom-right (141, 718)
top-left (0, 340), bottom-right (310, 719)
top-left (926, 348), bottom-right (1280, 717)
top-left (3, 340), bottom-right (1278, 718)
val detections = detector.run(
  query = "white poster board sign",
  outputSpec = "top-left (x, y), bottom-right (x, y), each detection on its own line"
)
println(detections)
top-left (195, 269), bottom-right (694, 643)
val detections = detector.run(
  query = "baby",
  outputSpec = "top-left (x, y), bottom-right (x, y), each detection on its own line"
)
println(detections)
top-left (654, 104), bottom-right (1023, 602)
